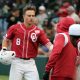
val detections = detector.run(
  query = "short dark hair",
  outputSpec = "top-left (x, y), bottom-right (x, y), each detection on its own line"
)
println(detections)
top-left (70, 35), bottom-right (80, 38)
top-left (23, 5), bottom-right (36, 15)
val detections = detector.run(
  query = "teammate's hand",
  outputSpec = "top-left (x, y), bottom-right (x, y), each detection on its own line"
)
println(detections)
top-left (43, 71), bottom-right (50, 80)
top-left (76, 56), bottom-right (80, 66)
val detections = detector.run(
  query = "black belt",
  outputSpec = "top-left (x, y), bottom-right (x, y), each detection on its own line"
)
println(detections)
top-left (19, 58), bottom-right (30, 60)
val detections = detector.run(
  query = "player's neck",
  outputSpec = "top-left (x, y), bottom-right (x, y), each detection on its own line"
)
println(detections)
top-left (24, 22), bottom-right (32, 28)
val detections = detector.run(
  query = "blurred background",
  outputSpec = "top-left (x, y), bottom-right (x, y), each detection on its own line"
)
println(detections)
top-left (0, 0), bottom-right (80, 80)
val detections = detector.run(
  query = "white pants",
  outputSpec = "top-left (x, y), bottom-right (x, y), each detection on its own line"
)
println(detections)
top-left (9, 58), bottom-right (40, 80)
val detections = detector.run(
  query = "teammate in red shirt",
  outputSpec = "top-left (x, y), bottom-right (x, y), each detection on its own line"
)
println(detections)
top-left (1, 5), bottom-right (53, 80)
top-left (43, 17), bottom-right (79, 80)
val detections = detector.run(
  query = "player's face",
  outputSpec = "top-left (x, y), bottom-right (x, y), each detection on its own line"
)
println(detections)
top-left (23, 10), bottom-right (35, 26)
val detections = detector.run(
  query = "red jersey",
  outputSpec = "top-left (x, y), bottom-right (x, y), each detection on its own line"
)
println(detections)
top-left (5, 23), bottom-right (50, 58)
top-left (45, 33), bottom-right (77, 79)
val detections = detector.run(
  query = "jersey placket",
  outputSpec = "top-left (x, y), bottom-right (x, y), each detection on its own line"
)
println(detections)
top-left (26, 27), bottom-right (36, 58)
top-left (19, 23), bottom-right (26, 58)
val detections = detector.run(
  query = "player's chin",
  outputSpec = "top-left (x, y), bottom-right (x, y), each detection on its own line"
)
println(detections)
top-left (29, 22), bottom-right (34, 25)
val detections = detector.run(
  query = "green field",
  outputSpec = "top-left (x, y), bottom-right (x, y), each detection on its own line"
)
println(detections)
top-left (0, 75), bottom-right (8, 80)
top-left (0, 75), bottom-right (43, 80)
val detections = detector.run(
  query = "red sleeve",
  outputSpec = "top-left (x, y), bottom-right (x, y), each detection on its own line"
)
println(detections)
top-left (38, 30), bottom-right (50, 45)
top-left (45, 34), bottom-right (65, 72)
top-left (6, 25), bottom-right (15, 40)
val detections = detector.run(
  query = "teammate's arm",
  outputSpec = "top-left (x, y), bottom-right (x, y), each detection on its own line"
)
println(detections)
top-left (45, 34), bottom-right (65, 72)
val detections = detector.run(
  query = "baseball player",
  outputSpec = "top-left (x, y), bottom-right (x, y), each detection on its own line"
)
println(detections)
top-left (1, 5), bottom-right (53, 80)
top-left (43, 17), bottom-right (79, 80)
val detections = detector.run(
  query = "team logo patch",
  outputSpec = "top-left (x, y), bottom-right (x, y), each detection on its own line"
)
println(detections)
top-left (35, 30), bottom-right (40, 34)
top-left (31, 33), bottom-right (37, 42)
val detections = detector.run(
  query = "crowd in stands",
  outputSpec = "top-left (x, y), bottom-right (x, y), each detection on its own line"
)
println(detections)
top-left (0, 0), bottom-right (80, 56)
